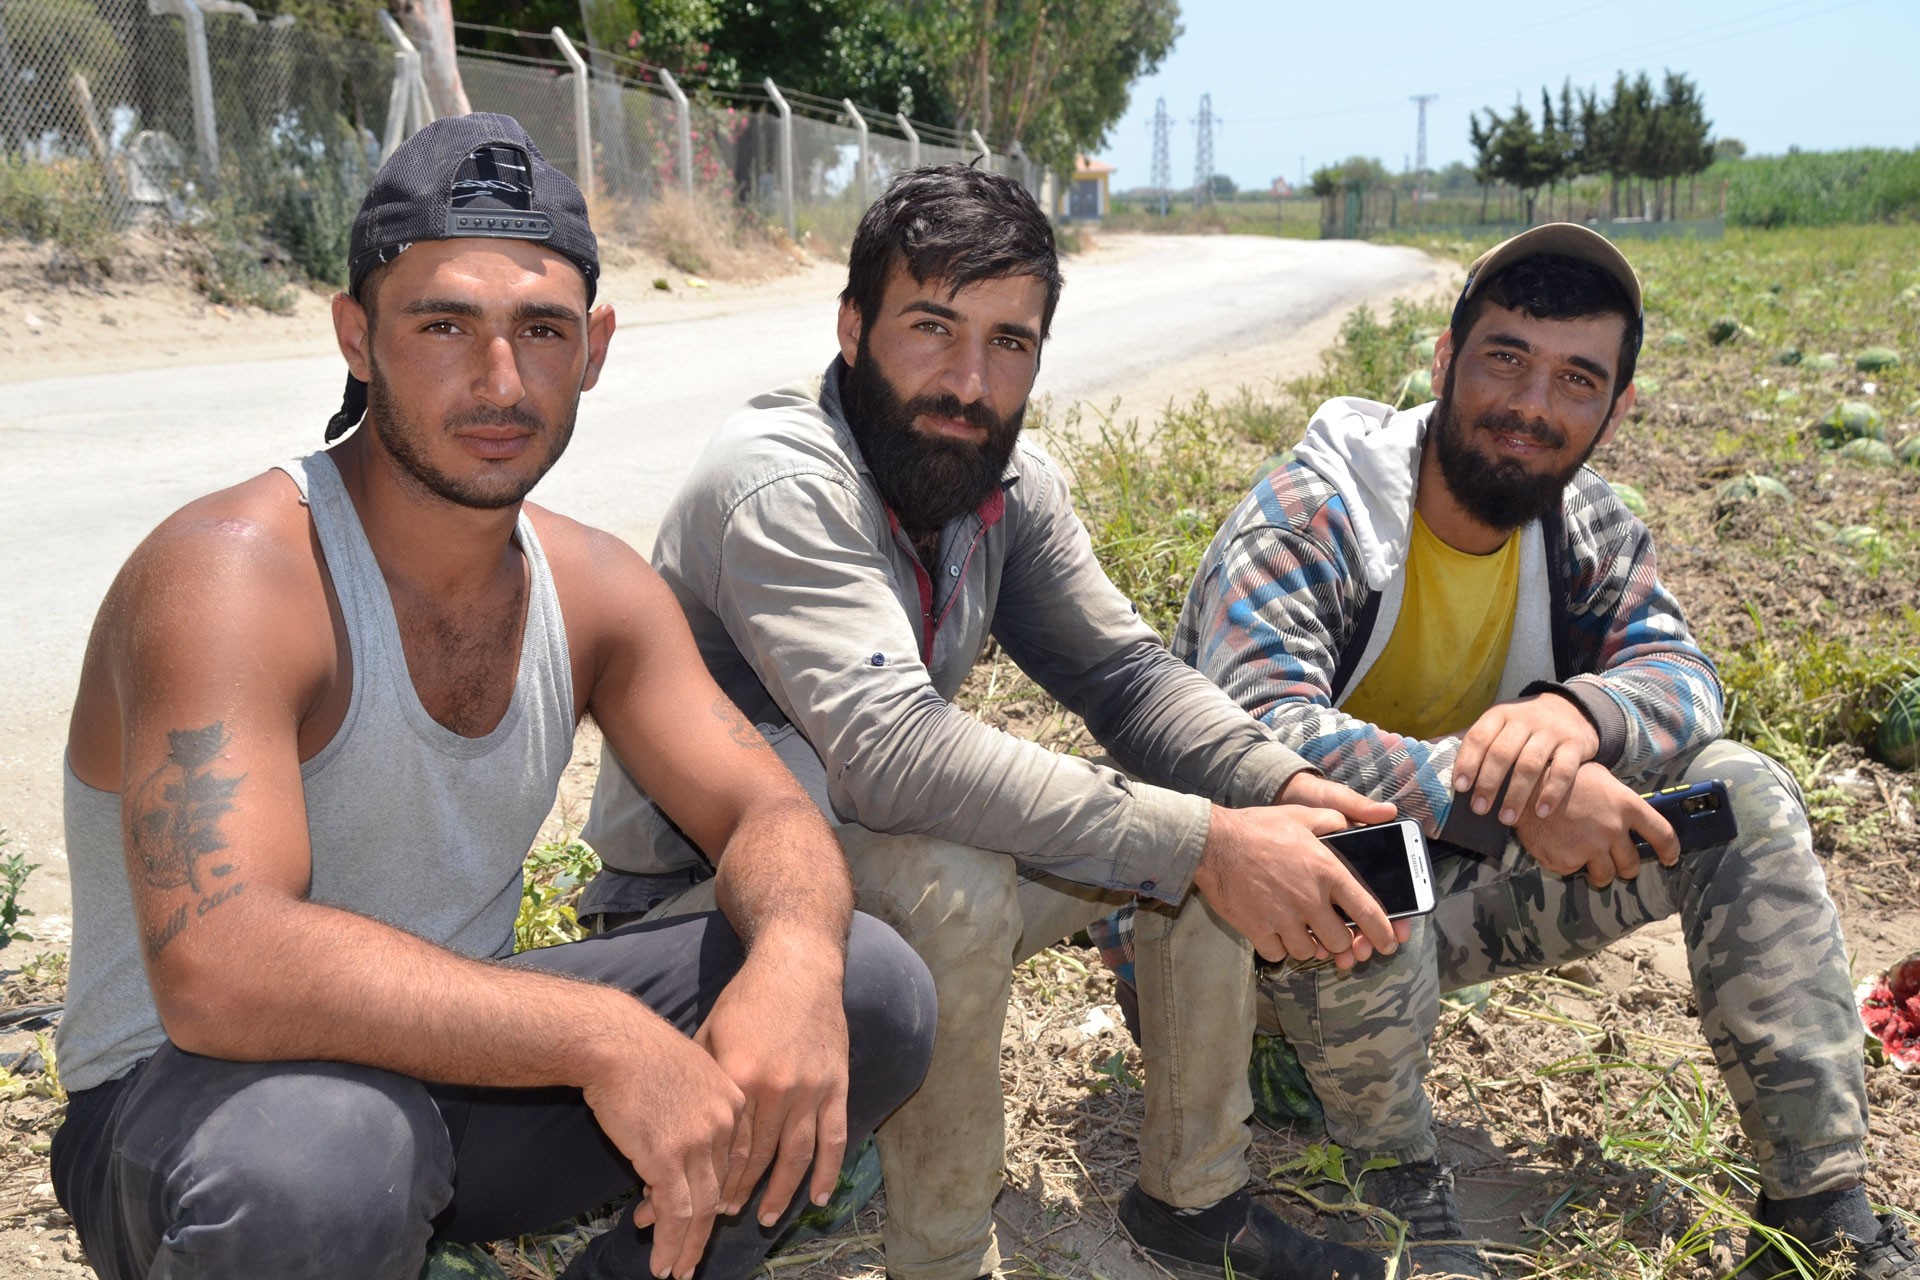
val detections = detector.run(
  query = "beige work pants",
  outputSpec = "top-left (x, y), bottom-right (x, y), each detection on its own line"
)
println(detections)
top-left (647, 828), bottom-right (1256, 1280)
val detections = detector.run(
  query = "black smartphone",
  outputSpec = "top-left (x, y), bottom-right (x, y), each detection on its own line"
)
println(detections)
top-left (1321, 819), bottom-right (1437, 922)
top-left (1633, 780), bottom-right (1738, 856)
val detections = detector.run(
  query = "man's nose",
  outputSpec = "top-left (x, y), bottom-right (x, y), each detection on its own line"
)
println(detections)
top-left (476, 335), bottom-right (526, 406)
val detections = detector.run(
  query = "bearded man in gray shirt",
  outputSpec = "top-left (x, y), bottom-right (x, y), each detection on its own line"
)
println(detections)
top-left (581, 165), bottom-right (1406, 1280)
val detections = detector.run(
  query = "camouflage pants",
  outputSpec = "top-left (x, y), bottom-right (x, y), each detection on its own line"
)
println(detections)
top-left (1257, 739), bottom-right (1869, 1199)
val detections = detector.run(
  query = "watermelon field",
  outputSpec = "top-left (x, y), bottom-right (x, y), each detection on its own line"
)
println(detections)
top-left (934, 223), bottom-right (1920, 1280)
top-left (2, 226), bottom-right (1916, 1279)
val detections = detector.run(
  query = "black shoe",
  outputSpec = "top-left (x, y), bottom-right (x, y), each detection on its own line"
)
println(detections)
top-left (1351, 1161), bottom-right (1494, 1279)
top-left (1117, 1184), bottom-right (1385, 1280)
top-left (1744, 1192), bottom-right (1920, 1279)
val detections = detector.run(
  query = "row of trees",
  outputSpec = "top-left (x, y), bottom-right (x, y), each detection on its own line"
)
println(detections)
top-left (1468, 70), bottom-right (1715, 223)
top-left (273, 0), bottom-right (1181, 175)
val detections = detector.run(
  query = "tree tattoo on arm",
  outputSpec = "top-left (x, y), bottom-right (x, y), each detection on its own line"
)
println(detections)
top-left (130, 723), bottom-right (245, 944)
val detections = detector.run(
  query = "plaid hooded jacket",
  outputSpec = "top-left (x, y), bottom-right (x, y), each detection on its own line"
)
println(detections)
top-left (1172, 395), bottom-right (1726, 858)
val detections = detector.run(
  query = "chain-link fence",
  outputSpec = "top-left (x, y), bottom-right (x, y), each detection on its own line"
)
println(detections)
top-left (1, 1), bottom-right (1056, 268)
top-left (1, 0), bottom-right (396, 280)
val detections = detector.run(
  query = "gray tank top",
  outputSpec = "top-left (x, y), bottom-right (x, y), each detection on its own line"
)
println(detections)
top-left (57, 451), bottom-right (576, 1092)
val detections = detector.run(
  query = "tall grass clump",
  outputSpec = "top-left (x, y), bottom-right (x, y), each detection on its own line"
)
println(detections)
top-left (1719, 148), bottom-right (1920, 227)
top-left (0, 155), bottom-right (118, 267)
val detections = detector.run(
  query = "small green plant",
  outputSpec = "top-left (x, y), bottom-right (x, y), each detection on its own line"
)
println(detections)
top-left (513, 838), bottom-right (602, 953)
top-left (188, 195), bottom-right (297, 313)
top-left (1, 831), bottom-right (36, 949)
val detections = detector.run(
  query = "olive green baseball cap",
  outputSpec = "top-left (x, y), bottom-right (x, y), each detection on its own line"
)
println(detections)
top-left (1451, 222), bottom-right (1643, 353)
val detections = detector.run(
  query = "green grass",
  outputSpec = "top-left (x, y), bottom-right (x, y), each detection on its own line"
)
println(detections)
top-left (1715, 148), bottom-right (1920, 228)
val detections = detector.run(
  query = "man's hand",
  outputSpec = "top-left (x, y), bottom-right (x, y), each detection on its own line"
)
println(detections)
top-left (1276, 771), bottom-right (1400, 826)
top-left (1513, 761), bottom-right (1679, 889)
top-left (695, 934), bottom-right (850, 1230)
top-left (1194, 799), bottom-right (1411, 969)
top-left (580, 1015), bottom-right (747, 1280)
top-left (1453, 693), bottom-right (1601, 826)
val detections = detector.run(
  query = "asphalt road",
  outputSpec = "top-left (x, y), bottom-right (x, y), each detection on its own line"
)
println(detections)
top-left (0, 234), bottom-right (1446, 943)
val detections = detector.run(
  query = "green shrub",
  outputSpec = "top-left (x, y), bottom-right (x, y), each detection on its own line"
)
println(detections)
top-left (0, 155), bottom-right (118, 266)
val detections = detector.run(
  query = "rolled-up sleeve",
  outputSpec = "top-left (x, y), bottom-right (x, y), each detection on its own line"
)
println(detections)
top-left (707, 468), bottom-right (1216, 902)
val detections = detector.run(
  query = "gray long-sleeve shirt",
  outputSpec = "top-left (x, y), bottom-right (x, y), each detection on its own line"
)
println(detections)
top-left (581, 361), bottom-right (1313, 910)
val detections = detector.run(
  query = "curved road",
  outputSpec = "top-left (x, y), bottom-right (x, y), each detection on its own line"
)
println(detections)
top-left (0, 234), bottom-right (1447, 941)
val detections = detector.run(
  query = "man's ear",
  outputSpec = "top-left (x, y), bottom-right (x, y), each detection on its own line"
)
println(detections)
top-left (581, 303), bottom-right (617, 393)
top-left (333, 291), bottom-right (371, 382)
top-left (1598, 380), bottom-right (1636, 448)
top-left (837, 296), bottom-right (862, 367)
top-left (1431, 327), bottom-right (1455, 398)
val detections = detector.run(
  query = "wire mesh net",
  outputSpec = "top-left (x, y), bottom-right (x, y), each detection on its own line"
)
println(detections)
top-left (456, 50), bottom-right (580, 185)
top-left (0, 3), bottom-right (1055, 267)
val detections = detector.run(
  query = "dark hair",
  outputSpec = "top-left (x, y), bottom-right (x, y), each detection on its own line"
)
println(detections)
top-left (842, 164), bottom-right (1064, 341)
top-left (1451, 253), bottom-right (1641, 398)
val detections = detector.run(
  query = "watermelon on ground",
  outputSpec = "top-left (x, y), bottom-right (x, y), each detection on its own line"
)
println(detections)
top-left (1636, 375), bottom-right (1663, 395)
top-left (1803, 352), bottom-right (1842, 372)
top-left (1249, 1033), bottom-right (1324, 1132)
top-left (1816, 401), bottom-right (1886, 446)
top-left (1609, 481), bottom-right (1649, 517)
top-left (1836, 437), bottom-right (1896, 466)
top-left (1772, 347), bottom-right (1804, 366)
top-left (774, 1135), bottom-right (884, 1249)
top-left (1834, 525), bottom-right (1889, 554)
top-left (1715, 474), bottom-right (1793, 506)
top-left (419, 1243), bottom-right (508, 1280)
top-left (1856, 346), bottom-right (1903, 372)
top-left (1897, 436), bottom-right (1920, 468)
top-left (1408, 335), bottom-right (1438, 363)
top-left (1393, 369), bottom-right (1433, 408)
top-left (1708, 317), bottom-right (1754, 345)
top-left (1878, 676), bottom-right (1920, 770)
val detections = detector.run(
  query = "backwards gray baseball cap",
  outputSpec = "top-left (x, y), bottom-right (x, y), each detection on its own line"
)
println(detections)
top-left (328, 112), bottom-right (600, 441)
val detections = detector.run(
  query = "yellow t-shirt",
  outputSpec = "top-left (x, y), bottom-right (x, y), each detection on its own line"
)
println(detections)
top-left (1341, 512), bottom-right (1521, 741)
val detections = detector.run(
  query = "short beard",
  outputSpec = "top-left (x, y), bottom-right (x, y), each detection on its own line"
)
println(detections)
top-left (1427, 382), bottom-right (1598, 532)
top-left (364, 357), bottom-right (574, 511)
top-left (839, 333), bottom-right (1023, 534)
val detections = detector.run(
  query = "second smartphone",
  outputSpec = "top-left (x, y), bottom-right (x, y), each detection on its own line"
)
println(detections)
top-left (1321, 818), bottom-right (1437, 922)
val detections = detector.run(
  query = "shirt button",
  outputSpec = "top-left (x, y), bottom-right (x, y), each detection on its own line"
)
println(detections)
top-left (869, 653), bottom-right (886, 666)
top-left (947, 564), bottom-right (960, 577)
top-left (1139, 879), bottom-right (1156, 892)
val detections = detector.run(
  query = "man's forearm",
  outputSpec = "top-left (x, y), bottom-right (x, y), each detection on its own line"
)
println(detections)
top-left (711, 795), bottom-right (853, 958)
top-left (157, 897), bottom-right (681, 1089)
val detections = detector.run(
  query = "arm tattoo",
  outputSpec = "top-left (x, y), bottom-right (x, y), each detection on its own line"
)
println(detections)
top-left (709, 696), bottom-right (769, 751)
top-left (131, 723), bottom-right (246, 957)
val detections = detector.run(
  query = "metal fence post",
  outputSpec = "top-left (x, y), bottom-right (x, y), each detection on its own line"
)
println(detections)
top-left (550, 28), bottom-right (592, 205)
top-left (896, 112), bottom-right (918, 169)
top-left (841, 98), bottom-right (867, 205)
top-left (763, 77), bottom-right (794, 236)
top-left (375, 9), bottom-right (433, 158)
top-left (659, 67), bottom-right (693, 195)
top-left (147, 0), bottom-right (220, 183)
top-left (1008, 139), bottom-right (1032, 198)
top-left (967, 127), bottom-right (990, 170)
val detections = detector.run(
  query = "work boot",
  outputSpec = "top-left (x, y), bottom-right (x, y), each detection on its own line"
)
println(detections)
top-left (1744, 1188), bottom-right (1920, 1279)
top-left (1350, 1160), bottom-right (1494, 1279)
top-left (1117, 1183), bottom-right (1386, 1280)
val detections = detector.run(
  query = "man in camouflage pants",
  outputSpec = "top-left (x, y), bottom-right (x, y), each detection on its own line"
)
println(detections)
top-left (1170, 225), bottom-right (1915, 1279)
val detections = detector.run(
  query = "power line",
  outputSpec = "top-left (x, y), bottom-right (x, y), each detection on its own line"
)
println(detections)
top-left (1191, 93), bottom-right (1218, 205)
top-left (1410, 93), bottom-right (1437, 202)
top-left (1148, 97), bottom-right (1172, 216)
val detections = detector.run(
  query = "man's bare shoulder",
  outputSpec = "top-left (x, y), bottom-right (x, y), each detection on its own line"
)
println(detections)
top-left (71, 469), bottom-right (341, 781)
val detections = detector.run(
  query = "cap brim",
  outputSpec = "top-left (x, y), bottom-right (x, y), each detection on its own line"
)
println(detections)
top-left (1460, 222), bottom-right (1642, 317)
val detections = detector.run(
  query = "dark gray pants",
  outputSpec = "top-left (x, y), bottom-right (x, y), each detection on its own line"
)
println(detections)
top-left (50, 912), bottom-right (936, 1280)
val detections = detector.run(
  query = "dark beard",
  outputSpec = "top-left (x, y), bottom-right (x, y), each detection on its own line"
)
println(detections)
top-left (365, 359), bottom-right (573, 511)
top-left (1427, 383), bottom-right (1597, 532)
top-left (839, 337), bottom-right (1023, 535)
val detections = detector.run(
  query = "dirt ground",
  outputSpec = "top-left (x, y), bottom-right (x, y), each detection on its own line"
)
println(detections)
top-left (2, 230), bottom-right (1916, 1280)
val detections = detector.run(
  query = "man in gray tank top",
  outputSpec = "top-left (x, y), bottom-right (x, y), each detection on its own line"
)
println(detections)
top-left (51, 113), bottom-right (933, 1280)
